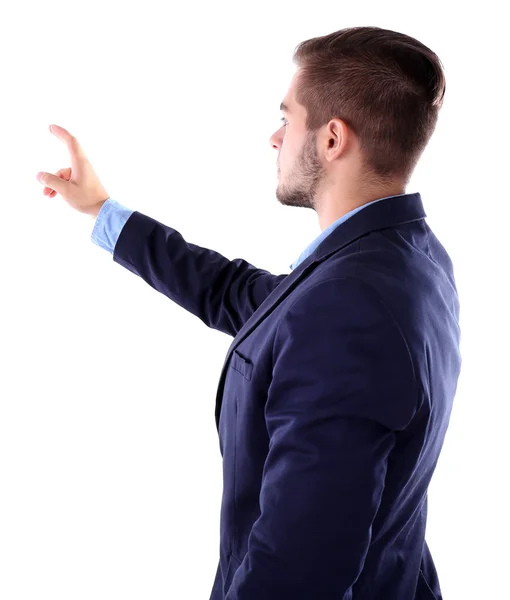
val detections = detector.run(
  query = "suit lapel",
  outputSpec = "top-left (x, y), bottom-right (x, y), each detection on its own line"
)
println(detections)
top-left (214, 192), bottom-right (426, 430)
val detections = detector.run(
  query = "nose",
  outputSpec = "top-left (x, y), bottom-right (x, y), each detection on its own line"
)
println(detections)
top-left (269, 128), bottom-right (283, 150)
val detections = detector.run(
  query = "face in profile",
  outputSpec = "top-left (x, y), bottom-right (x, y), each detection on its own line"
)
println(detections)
top-left (270, 70), bottom-right (327, 211)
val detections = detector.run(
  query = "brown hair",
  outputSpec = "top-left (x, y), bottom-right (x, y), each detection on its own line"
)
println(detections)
top-left (292, 26), bottom-right (446, 186)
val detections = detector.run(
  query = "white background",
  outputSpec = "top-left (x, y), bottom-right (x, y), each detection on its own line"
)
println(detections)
top-left (1, 1), bottom-right (508, 598)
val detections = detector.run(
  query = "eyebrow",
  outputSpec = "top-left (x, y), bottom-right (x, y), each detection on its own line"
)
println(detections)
top-left (280, 101), bottom-right (291, 114)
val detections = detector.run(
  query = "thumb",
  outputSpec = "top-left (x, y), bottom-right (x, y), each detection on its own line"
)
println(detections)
top-left (36, 171), bottom-right (69, 193)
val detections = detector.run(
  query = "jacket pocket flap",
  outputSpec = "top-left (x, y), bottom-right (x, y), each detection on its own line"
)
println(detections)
top-left (230, 350), bottom-right (253, 380)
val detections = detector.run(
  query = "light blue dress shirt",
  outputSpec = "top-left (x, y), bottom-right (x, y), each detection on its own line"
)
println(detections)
top-left (91, 194), bottom-right (408, 271)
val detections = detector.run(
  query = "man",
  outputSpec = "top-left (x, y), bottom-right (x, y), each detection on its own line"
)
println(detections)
top-left (37, 25), bottom-right (461, 600)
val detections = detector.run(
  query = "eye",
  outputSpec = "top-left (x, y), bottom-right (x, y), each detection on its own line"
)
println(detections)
top-left (280, 117), bottom-right (288, 127)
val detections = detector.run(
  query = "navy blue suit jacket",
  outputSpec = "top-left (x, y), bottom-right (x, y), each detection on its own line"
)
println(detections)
top-left (112, 192), bottom-right (462, 599)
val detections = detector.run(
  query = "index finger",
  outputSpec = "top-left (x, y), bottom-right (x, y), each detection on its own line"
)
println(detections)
top-left (49, 124), bottom-right (88, 169)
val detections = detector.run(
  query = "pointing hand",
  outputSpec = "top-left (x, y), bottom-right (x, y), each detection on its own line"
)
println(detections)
top-left (37, 124), bottom-right (110, 218)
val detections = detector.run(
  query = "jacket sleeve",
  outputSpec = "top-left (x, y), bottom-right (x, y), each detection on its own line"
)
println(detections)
top-left (225, 277), bottom-right (417, 599)
top-left (108, 206), bottom-right (288, 337)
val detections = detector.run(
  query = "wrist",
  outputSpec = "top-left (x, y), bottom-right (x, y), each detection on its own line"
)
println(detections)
top-left (88, 199), bottom-right (107, 219)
